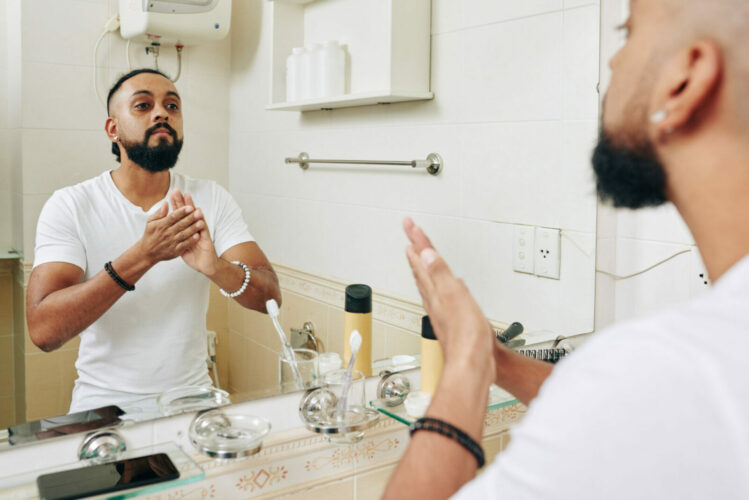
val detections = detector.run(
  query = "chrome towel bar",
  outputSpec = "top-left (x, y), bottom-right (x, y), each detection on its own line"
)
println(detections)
top-left (285, 152), bottom-right (443, 176)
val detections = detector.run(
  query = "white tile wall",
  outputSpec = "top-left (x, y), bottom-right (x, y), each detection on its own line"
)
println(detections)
top-left (228, 0), bottom-right (601, 335)
top-left (0, 0), bottom-right (11, 250)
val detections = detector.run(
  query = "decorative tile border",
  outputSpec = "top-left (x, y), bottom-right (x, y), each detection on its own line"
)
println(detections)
top-left (274, 262), bottom-right (510, 334)
top-left (143, 402), bottom-right (526, 500)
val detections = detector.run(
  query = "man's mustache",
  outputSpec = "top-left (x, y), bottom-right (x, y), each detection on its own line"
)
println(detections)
top-left (144, 123), bottom-right (178, 142)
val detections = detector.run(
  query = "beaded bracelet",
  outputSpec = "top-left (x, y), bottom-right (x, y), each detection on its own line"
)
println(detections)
top-left (104, 261), bottom-right (135, 292)
top-left (409, 417), bottom-right (485, 468)
top-left (220, 261), bottom-right (251, 298)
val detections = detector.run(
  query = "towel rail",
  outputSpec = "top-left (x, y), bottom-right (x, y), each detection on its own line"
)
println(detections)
top-left (285, 152), bottom-right (443, 176)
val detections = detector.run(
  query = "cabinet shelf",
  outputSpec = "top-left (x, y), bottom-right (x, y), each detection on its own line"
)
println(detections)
top-left (268, 0), bottom-right (432, 112)
top-left (266, 90), bottom-right (434, 112)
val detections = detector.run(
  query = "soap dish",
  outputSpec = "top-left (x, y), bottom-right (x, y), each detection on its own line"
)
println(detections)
top-left (189, 410), bottom-right (271, 459)
top-left (157, 386), bottom-right (231, 417)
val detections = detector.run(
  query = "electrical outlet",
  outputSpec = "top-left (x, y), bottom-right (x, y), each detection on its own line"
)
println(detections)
top-left (534, 227), bottom-right (561, 280)
top-left (512, 225), bottom-right (535, 274)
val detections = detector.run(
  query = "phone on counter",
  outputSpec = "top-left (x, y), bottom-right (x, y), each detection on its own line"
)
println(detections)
top-left (36, 452), bottom-right (180, 500)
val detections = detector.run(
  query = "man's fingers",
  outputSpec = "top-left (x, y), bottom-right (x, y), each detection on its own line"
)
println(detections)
top-left (165, 205), bottom-right (194, 225)
top-left (147, 202), bottom-right (169, 222)
top-left (420, 248), bottom-right (456, 289)
top-left (184, 192), bottom-right (196, 209)
top-left (406, 245), bottom-right (438, 311)
top-left (403, 217), bottom-right (435, 254)
top-left (170, 188), bottom-right (186, 210)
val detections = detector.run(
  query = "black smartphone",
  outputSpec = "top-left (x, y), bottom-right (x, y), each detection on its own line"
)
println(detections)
top-left (8, 405), bottom-right (125, 445)
top-left (36, 452), bottom-right (180, 500)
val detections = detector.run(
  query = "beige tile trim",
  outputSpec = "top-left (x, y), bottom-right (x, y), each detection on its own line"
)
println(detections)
top-left (15, 261), bottom-right (31, 287)
top-left (274, 262), bottom-right (510, 334)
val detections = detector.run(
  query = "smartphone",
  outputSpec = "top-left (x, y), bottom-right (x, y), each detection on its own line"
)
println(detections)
top-left (8, 405), bottom-right (124, 445)
top-left (36, 452), bottom-right (180, 500)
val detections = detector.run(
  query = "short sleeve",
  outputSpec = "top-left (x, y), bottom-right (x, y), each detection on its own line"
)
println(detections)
top-left (33, 191), bottom-right (87, 271)
top-left (211, 183), bottom-right (254, 257)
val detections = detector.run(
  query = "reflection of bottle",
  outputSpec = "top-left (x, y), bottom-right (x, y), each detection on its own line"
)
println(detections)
top-left (420, 316), bottom-right (444, 396)
top-left (344, 284), bottom-right (372, 377)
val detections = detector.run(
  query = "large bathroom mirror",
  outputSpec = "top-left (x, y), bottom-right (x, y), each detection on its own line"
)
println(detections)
top-left (0, 0), bottom-right (601, 448)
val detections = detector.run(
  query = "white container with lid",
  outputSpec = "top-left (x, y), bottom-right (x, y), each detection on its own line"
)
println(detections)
top-left (317, 40), bottom-right (346, 98)
top-left (286, 47), bottom-right (305, 102)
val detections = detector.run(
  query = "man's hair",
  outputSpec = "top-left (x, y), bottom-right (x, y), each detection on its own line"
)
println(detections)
top-left (107, 68), bottom-right (172, 163)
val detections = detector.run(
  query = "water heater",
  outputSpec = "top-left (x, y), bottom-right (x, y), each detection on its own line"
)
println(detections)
top-left (119, 0), bottom-right (231, 45)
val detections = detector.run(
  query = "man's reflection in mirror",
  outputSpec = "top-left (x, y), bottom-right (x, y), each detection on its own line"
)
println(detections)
top-left (25, 69), bottom-right (282, 415)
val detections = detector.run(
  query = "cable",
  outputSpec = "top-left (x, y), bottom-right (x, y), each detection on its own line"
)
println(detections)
top-left (93, 30), bottom-right (108, 105)
top-left (172, 45), bottom-right (184, 82)
top-left (596, 248), bottom-right (692, 281)
top-left (126, 39), bottom-right (133, 71)
top-left (93, 15), bottom-right (121, 107)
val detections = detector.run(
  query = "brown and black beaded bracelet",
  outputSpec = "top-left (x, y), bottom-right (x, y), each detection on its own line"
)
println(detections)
top-left (104, 261), bottom-right (135, 292)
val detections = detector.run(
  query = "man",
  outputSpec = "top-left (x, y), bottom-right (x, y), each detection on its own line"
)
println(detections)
top-left (26, 68), bottom-right (281, 413)
top-left (386, 0), bottom-right (749, 498)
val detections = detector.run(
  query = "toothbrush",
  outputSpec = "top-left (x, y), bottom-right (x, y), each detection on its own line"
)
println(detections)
top-left (266, 299), bottom-right (305, 390)
top-left (336, 330), bottom-right (362, 422)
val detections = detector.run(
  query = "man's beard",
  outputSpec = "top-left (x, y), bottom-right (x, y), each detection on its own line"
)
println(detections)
top-left (591, 130), bottom-right (668, 209)
top-left (120, 123), bottom-right (183, 173)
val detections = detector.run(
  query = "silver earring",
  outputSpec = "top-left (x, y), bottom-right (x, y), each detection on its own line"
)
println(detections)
top-left (113, 136), bottom-right (119, 141)
top-left (650, 110), bottom-right (667, 124)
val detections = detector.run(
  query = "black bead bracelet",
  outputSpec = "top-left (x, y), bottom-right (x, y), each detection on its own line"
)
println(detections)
top-left (409, 417), bottom-right (485, 469)
top-left (104, 261), bottom-right (135, 292)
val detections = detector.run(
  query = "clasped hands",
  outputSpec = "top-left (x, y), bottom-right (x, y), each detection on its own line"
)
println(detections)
top-left (137, 188), bottom-right (219, 276)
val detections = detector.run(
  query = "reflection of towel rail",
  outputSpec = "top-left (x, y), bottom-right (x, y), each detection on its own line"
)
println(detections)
top-left (284, 152), bottom-right (443, 176)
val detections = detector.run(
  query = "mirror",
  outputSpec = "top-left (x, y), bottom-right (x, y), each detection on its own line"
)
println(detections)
top-left (0, 0), bottom-right (601, 448)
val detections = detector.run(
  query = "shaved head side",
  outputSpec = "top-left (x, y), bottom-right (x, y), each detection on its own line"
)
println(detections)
top-left (665, 0), bottom-right (749, 125)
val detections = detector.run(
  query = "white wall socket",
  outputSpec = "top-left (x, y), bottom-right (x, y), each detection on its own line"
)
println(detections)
top-left (512, 225), bottom-right (535, 274)
top-left (534, 227), bottom-right (561, 280)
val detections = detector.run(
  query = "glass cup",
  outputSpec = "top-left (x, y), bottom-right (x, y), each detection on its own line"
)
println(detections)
top-left (321, 368), bottom-right (367, 444)
top-left (279, 348), bottom-right (320, 393)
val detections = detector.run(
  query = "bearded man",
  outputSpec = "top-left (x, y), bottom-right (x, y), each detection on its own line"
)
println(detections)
top-left (386, 0), bottom-right (749, 498)
top-left (26, 69), bottom-right (281, 413)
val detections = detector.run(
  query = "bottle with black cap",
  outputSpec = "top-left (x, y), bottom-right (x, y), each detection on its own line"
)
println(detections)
top-left (420, 315), bottom-right (444, 396)
top-left (344, 284), bottom-right (372, 377)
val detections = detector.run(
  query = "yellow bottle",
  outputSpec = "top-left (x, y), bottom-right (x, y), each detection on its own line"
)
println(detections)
top-left (420, 316), bottom-right (444, 396)
top-left (344, 284), bottom-right (372, 377)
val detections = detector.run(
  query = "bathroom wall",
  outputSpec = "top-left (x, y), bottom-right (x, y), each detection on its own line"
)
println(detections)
top-left (5, 0), bottom-right (233, 423)
top-left (228, 0), bottom-right (602, 340)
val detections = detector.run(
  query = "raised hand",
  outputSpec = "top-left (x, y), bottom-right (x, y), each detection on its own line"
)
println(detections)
top-left (137, 200), bottom-right (203, 265)
top-left (403, 217), bottom-right (495, 379)
top-left (170, 188), bottom-right (219, 276)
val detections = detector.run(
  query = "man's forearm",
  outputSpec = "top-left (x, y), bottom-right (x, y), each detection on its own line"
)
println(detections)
top-left (493, 341), bottom-right (554, 406)
top-left (384, 361), bottom-right (493, 500)
top-left (27, 247), bottom-right (154, 352)
top-left (206, 258), bottom-right (282, 312)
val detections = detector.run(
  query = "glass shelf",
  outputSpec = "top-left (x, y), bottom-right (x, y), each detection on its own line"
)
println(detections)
top-left (0, 442), bottom-right (204, 500)
top-left (370, 385), bottom-right (519, 426)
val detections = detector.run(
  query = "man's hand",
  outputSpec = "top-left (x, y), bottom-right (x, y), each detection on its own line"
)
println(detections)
top-left (403, 217), bottom-right (495, 381)
top-left (169, 188), bottom-right (220, 276)
top-left (137, 199), bottom-right (203, 265)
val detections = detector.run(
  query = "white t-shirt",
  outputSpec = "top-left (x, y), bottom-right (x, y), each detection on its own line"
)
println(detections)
top-left (33, 171), bottom-right (253, 413)
top-left (453, 254), bottom-right (749, 499)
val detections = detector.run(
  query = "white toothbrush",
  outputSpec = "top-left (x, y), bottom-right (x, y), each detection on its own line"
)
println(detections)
top-left (266, 299), bottom-right (304, 390)
top-left (336, 330), bottom-right (362, 422)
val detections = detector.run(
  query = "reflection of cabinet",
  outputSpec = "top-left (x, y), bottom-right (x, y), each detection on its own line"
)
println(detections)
top-left (267, 0), bottom-right (433, 111)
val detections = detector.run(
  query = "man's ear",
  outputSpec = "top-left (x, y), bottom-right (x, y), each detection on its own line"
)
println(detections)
top-left (105, 116), bottom-right (118, 142)
top-left (649, 40), bottom-right (723, 139)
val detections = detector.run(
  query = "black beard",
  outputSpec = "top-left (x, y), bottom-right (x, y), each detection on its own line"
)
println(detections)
top-left (121, 123), bottom-right (183, 173)
top-left (592, 131), bottom-right (668, 209)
